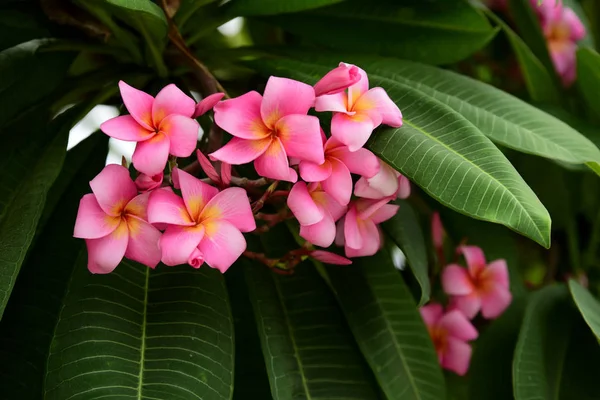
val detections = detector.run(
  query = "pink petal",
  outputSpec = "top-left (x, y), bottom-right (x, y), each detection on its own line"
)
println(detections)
top-left (459, 245), bottom-right (487, 276)
top-left (159, 224), bottom-right (205, 266)
top-left (438, 310), bottom-right (479, 341)
top-left (73, 194), bottom-right (120, 239)
top-left (328, 146), bottom-right (380, 178)
top-left (314, 92), bottom-right (350, 114)
top-left (100, 115), bottom-right (154, 142)
top-left (431, 212), bottom-right (445, 251)
top-left (135, 172), bottom-right (163, 192)
top-left (214, 91), bottom-right (270, 140)
top-left (160, 114), bottom-right (199, 157)
top-left (199, 187), bottom-right (256, 232)
top-left (397, 174), bottom-right (411, 199)
top-left (343, 206), bottom-right (362, 250)
top-left (354, 160), bottom-right (399, 199)
top-left (277, 114), bottom-right (324, 164)
top-left (311, 191), bottom-right (347, 221)
top-left (196, 149), bottom-right (220, 183)
top-left (441, 338), bottom-right (472, 376)
top-left (449, 293), bottom-right (481, 320)
top-left (198, 220), bottom-right (246, 273)
top-left (288, 182), bottom-right (324, 226)
top-left (188, 248), bottom-right (205, 269)
top-left (354, 87), bottom-right (402, 127)
top-left (345, 218), bottom-right (380, 258)
top-left (220, 162), bottom-right (231, 186)
top-left (124, 192), bottom-right (150, 220)
top-left (347, 65), bottom-right (369, 108)
top-left (85, 221), bottom-right (129, 274)
top-left (131, 132), bottom-right (171, 176)
top-left (442, 265), bottom-right (474, 296)
top-left (563, 8), bottom-right (586, 41)
top-left (177, 168), bottom-right (219, 221)
top-left (261, 76), bottom-right (314, 127)
top-left (124, 216), bottom-right (161, 268)
top-left (355, 197), bottom-right (394, 220)
top-left (119, 80), bottom-right (154, 130)
top-left (335, 217), bottom-right (346, 246)
top-left (300, 213), bottom-right (337, 247)
top-left (482, 259), bottom-right (510, 289)
top-left (549, 40), bottom-right (577, 86)
top-left (331, 112), bottom-right (375, 152)
top-left (209, 137), bottom-right (272, 165)
top-left (254, 137), bottom-right (297, 182)
top-left (193, 92), bottom-right (225, 118)
top-left (419, 303), bottom-right (443, 328)
top-left (299, 159), bottom-right (332, 182)
top-left (310, 250), bottom-right (352, 265)
top-left (480, 286), bottom-right (512, 319)
top-left (147, 187), bottom-right (194, 226)
top-left (313, 63), bottom-right (361, 96)
top-left (370, 203), bottom-right (399, 224)
top-left (320, 159), bottom-right (351, 205)
top-left (152, 84), bottom-right (195, 125)
top-left (89, 164), bottom-right (137, 217)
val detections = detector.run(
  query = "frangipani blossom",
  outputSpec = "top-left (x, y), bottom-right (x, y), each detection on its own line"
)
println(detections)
top-left (135, 172), bottom-right (163, 192)
top-left (310, 250), bottom-right (352, 265)
top-left (336, 197), bottom-right (399, 257)
top-left (288, 182), bottom-right (346, 247)
top-left (315, 64), bottom-right (402, 151)
top-left (313, 62), bottom-right (361, 96)
top-left (210, 77), bottom-right (324, 182)
top-left (420, 303), bottom-right (478, 376)
top-left (354, 158), bottom-right (410, 200)
top-left (101, 81), bottom-right (200, 176)
top-left (193, 92), bottom-right (225, 118)
top-left (73, 164), bottom-right (161, 273)
top-left (147, 169), bottom-right (255, 272)
top-left (299, 134), bottom-right (379, 205)
top-left (197, 149), bottom-right (231, 186)
top-left (442, 246), bottom-right (512, 319)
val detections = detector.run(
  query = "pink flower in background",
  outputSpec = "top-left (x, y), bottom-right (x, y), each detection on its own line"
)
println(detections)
top-left (73, 164), bottom-right (161, 273)
top-left (210, 77), bottom-right (323, 182)
top-left (100, 81), bottom-right (199, 176)
top-left (431, 212), bottom-right (446, 254)
top-left (135, 172), bottom-right (163, 192)
top-left (354, 158), bottom-right (410, 200)
top-left (147, 169), bottom-right (255, 272)
top-left (313, 63), bottom-right (361, 96)
top-left (287, 182), bottom-right (347, 247)
top-left (420, 303), bottom-right (478, 376)
top-left (299, 134), bottom-right (380, 205)
top-left (442, 246), bottom-right (512, 319)
top-left (315, 64), bottom-right (402, 151)
top-left (336, 197), bottom-right (399, 257)
top-left (310, 250), bottom-right (352, 265)
top-left (193, 92), bottom-right (225, 118)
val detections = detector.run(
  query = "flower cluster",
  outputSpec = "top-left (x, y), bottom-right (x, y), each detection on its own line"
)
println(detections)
top-left (73, 62), bottom-right (407, 274)
top-left (420, 215), bottom-right (512, 376)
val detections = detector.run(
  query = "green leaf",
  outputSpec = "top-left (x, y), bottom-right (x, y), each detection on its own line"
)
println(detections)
top-left (45, 262), bottom-right (234, 399)
top-left (227, 0), bottom-right (343, 16)
top-left (244, 261), bottom-right (379, 400)
top-left (513, 284), bottom-right (574, 400)
top-left (576, 47), bottom-right (600, 122)
top-left (382, 200), bottom-right (430, 305)
top-left (568, 279), bottom-right (600, 341)
top-left (260, 1), bottom-right (497, 65)
top-left (324, 249), bottom-right (446, 400)
top-left (101, 0), bottom-right (168, 41)
top-left (0, 39), bottom-right (73, 127)
top-left (251, 54), bottom-right (553, 246)
top-left (486, 9), bottom-right (559, 103)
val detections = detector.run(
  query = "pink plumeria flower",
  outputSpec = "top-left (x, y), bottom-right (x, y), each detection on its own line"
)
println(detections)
top-left (313, 62), bottom-right (361, 96)
top-left (135, 172), bottom-right (163, 192)
top-left (100, 81), bottom-right (200, 176)
top-left (310, 250), bottom-right (352, 265)
top-left (147, 169), bottom-right (255, 272)
top-left (288, 182), bottom-right (347, 247)
top-left (420, 303), bottom-right (478, 376)
top-left (298, 133), bottom-right (379, 205)
top-left (335, 197), bottom-right (399, 257)
top-left (442, 246), bottom-right (512, 319)
top-left (192, 92), bottom-right (225, 118)
top-left (73, 164), bottom-right (161, 273)
top-left (354, 158), bottom-right (410, 200)
top-left (315, 64), bottom-right (402, 151)
top-left (210, 77), bottom-right (324, 182)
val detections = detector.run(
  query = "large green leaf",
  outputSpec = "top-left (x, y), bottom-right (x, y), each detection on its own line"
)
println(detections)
top-left (101, 0), bottom-right (168, 41)
top-left (324, 249), bottom-right (445, 400)
top-left (251, 55), bottom-right (552, 246)
top-left (227, 0), bottom-right (343, 16)
top-left (569, 279), bottom-right (600, 341)
top-left (244, 260), bottom-right (379, 400)
top-left (576, 47), bottom-right (600, 122)
top-left (382, 200), bottom-right (430, 305)
top-left (261, 1), bottom-right (497, 65)
top-left (45, 262), bottom-right (234, 399)
top-left (513, 284), bottom-right (573, 400)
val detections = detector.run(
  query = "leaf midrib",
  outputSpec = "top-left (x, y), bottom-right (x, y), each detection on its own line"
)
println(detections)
top-left (136, 267), bottom-right (149, 400)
